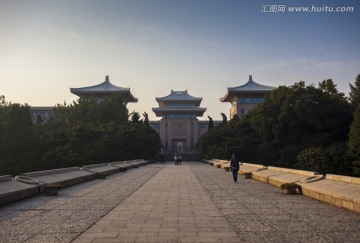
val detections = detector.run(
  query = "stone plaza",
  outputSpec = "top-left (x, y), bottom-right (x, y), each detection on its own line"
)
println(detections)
top-left (0, 162), bottom-right (359, 243)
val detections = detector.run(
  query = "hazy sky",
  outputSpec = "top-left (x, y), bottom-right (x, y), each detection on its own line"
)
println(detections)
top-left (1, 0), bottom-right (359, 120)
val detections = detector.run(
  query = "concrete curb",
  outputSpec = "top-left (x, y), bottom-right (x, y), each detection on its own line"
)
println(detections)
top-left (300, 174), bottom-right (360, 213)
top-left (211, 159), bottom-right (360, 213)
top-left (0, 159), bottom-right (152, 205)
top-left (0, 175), bottom-right (39, 205)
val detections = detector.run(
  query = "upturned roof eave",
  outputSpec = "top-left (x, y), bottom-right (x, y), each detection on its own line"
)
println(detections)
top-left (126, 94), bottom-right (139, 103)
top-left (156, 90), bottom-right (203, 101)
top-left (220, 91), bottom-right (236, 103)
top-left (152, 107), bottom-right (207, 112)
top-left (155, 97), bottom-right (203, 102)
top-left (152, 107), bottom-right (207, 117)
top-left (70, 89), bottom-right (130, 94)
top-left (71, 75), bottom-right (132, 94)
top-left (227, 87), bottom-right (274, 93)
top-left (155, 99), bottom-right (202, 106)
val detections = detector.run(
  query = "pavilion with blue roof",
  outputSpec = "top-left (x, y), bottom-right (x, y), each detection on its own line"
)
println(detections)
top-left (70, 75), bottom-right (138, 105)
top-left (220, 75), bottom-right (275, 118)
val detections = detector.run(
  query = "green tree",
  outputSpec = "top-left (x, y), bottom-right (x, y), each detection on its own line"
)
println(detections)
top-left (220, 113), bottom-right (227, 125)
top-left (207, 116), bottom-right (214, 130)
top-left (36, 114), bottom-right (43, 124)
top-left (143, 112), bottom-right (149, 126)
top-left (0, 97), bottom-right (35, 175)
top-left (198, 80), bottom-right (354, 174)
top-left (231, 114), bottom-right (240, 122)
top-left (130, 111), bottom-right (141, 123)
top-left (196, 117), bottom-right (259, 161)
top-left (349, 74), bottom-right (360, 107)
top-left (34, 94), bottom-right (161, 171)
top-left (296, 143), bottom-right (351, 175)
top-left (319, 79), bottom-right (343, 96)
top-left (348, 104), bottom-right (360, 160)
top-left (0, 95), bottom-right (6, 107)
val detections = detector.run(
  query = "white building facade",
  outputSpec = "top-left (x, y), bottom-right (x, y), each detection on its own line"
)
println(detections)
top-left (151, 90), bottom-right (208, 154)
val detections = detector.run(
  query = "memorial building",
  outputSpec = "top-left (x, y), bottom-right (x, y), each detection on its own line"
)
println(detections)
top-left (151, 90), bottom-right (208, 154)
top-left (220, 75), bottom-right (275, 118)
top-left (30, 75), bottom-right (274, 155)
top-left (70, 75), bottom-right (138, 105)
top-left (30, 76), bottom-right (138, 123)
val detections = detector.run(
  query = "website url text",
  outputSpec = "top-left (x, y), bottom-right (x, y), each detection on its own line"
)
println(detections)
top-left (261, 5), bottom-right (355, 13)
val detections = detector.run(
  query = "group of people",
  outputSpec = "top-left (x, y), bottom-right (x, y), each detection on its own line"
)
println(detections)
top-left (159, 148), bottom-right (240, 183)
top-left (159, 148), bottom-right (182, 165)
top-left (174, 153), bottom-right (182, 165)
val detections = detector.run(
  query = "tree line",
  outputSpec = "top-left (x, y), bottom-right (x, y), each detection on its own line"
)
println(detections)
top-left (197, 75), bottom-right (360, 176)
top-left (0, 94), bottom-right (161, 176)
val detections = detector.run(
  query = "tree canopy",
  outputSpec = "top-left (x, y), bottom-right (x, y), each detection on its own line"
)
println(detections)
top-left (0, 94), bottom-right (161, 176)
top-left (197, 80), bottom-right (355, 175)
top-left (349, 74), bottom-right (360, 107)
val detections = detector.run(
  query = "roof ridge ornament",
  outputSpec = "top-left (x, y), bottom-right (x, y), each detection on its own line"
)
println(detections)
top-left (105, 75), bottom-right (110, 83)
top-left (249, 75), bottom-right (253, 82)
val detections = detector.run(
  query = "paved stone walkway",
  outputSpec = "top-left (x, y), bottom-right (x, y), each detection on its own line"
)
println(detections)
top-left (0, 166), bottom-right (162, 243)
top-left (74, 164), bottom-right (239, 243)
top-left (191, 163), bottom-right (360, 242)
top-left (1, 162), bottom-right (359, 243)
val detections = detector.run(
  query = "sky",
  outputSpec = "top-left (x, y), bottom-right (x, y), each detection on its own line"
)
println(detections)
top-left (1, 0), bottom-right (359, 121)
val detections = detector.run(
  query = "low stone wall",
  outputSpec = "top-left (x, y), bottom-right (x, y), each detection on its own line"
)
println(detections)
top-left (214, 160), bottom-right (228, 168)
top-left (239, 163), bottom-right (267, 176)
top-left (220, 161), bottom-right (230, 171)
top-left (22, 167), bottom-right (80, 177)
top-left (301, 174), bottom-right (360, 213)
top-left (22, 167), bottom-right (97, 188)
top-left (211, 159), bottom-right (360, 213)
top-left (0, 159), bottom-right (151, 205)
top-left (0, 175), bottom-right (39, 205)
top-left (252, 166), bottom-right (318, 187)
top-left (81, 163), bottom-right (121, 175)
top-left (201, 159), bottom-right (219, 165)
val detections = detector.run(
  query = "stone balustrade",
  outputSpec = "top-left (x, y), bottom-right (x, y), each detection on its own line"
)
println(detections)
top-left (211, 159), bottom-right (360, 213)
top-left (252, 166), bottom-right (318, 187)
top-left (22, 167), bottom-right (97, 188)
top-left (301, 174), bottom-right (360, 213)
top-left (201, 159), bottom-right (220, 165)
top-left (81, 163), bottom-right (122, 176)
top-left (0, 159), bottom-right (153, 205)
top-left (0, 175), bottom-right (39, 205)
top-left (213, 160), bottom-right (228, 168)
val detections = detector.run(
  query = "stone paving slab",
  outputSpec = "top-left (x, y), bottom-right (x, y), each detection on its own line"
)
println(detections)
top-left (190, 163), bottom-right (360, 242)
top-left (1, 162), bottom-right (360, 243)
top-left (0, 175), bottom-right (39, 205)
top-left (0, 166), bottom-right (162, 243)
top-left (74, 164), bottom-right (240, 243)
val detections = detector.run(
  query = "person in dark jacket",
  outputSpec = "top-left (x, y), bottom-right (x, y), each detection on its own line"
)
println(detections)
top-left (230, 153), bottom-right (240, 182)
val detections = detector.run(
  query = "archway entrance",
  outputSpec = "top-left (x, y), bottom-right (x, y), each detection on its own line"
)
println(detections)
top-left (173, 140), bottom-right (185, 154)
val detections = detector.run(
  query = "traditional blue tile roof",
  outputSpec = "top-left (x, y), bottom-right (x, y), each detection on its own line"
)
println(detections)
top-left (220, 75), bottom-right (275, 103)
top-left (156, 90), bottom-right (202, 102)
top-left (152, 107), bottom-right (207, 117)
top-left (70, 76), bottom-right (138, 103)
top-left (153, 90), bottom-right (206, 117)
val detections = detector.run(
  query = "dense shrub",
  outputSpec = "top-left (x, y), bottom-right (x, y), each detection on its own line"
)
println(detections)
top-left (197, 79), bottom-right (357, 176)
top-left (0, 95), bottom-right (161, 175)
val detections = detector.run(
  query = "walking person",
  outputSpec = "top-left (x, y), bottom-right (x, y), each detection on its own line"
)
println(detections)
top-left (160, 147), bottom-right (165, 164)
top-left (230, 152), bottom-right (240, 182)
top-left (174, 153), bottom-right (178, 165)
top-left (177, 154), bottom-right (182, 165)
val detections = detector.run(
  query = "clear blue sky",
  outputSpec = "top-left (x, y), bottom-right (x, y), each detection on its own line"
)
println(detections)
top-left (1, 0), bottom-right (359, 120)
